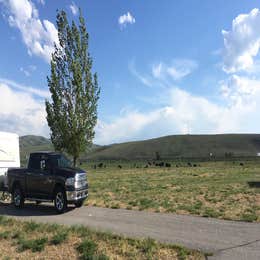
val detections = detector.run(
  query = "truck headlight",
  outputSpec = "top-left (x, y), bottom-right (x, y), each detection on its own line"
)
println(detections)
top-left (65, 177), bottom-right (75, 186)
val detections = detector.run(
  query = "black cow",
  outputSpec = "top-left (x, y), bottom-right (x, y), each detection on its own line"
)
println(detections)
top-left (98, 162), bottom-right (103, 168)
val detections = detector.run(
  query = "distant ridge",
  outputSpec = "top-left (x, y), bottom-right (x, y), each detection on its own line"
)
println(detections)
top-left (19, 135), bottom-right (53, 163)
top-left (84, 134), bottom-right (260, 160)
top-left (20, 134), bottom-right (260, 161)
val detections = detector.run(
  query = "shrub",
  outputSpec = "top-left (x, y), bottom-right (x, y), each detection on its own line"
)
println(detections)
top-left (77, 239), bottom-right (97, 259)
top-left (0, 231), bottom-right (10, 239)
top-left (140, 238), bottom-right (158, 257)
top-left (242, 213), bottom-right (258, 222)
top-left (50, 230), bottom-right (68, 245)
top-left (17, 237), bottom-right (48, 252)
top-left (23, 221), bottom-right (41, 232)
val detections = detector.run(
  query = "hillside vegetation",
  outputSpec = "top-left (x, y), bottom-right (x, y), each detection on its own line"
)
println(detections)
top-left (85, 134), bottom-right (260, 160)
top-left (20, 134), bottom-right (260, 162)
top-left (19, 135), bottom-right (53, 164)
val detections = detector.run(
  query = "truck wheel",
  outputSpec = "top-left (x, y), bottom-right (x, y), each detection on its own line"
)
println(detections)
top-left (74, 200), bottom-right (84, 208)
top-left (54, 187), bottom-right (67, 214)
top-left (12, 186), bottom-right (24, 208)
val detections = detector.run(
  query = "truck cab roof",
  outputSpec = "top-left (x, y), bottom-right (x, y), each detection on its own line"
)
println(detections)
top-left (30, 151), bottom-right (62, 156)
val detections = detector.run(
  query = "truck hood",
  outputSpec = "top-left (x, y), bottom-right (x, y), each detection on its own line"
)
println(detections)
top-left (55, 167), bottom-right (86, 178)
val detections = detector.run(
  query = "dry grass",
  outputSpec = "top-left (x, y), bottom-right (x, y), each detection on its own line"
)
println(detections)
top-left (84, 160), bottom-right (260, 222)
top-left (0, 216), bottom-right (205, 260)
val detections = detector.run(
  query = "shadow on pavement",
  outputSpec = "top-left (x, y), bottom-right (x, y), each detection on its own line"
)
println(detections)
top-left (248, 181), bottom-right (260, 188)
top-left (0, 202), bottom-right (75, 216)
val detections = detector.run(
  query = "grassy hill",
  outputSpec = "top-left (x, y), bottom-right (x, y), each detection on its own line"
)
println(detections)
top-left (19, 135), bottom-right (53, 164)
top-left (20, 134), bottom-right (260, 162)
top-left (84, 134), bottom-right (260, 160)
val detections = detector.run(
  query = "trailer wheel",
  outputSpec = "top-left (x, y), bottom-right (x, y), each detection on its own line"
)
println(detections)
top-left (12, 186), bottom-right (24, 208)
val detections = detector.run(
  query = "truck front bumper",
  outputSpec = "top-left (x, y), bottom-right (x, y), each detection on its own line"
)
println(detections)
top-left (66, 188), bottom-right (88, 202)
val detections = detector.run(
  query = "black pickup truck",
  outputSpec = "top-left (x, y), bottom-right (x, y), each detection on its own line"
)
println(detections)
top-left (7, 152), bottom-right (88, 213)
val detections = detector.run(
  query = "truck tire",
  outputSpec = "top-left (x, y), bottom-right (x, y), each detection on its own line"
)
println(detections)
top-left (12, 186), bottom-right (24, 208)
top-left (74, 200), bottom-right (84, 208)
top-left (54, 187), bottom-right (67, 214)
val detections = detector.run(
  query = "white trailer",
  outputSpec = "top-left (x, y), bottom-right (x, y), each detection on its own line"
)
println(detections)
top-left (0, 131), bottom-right (20, 190)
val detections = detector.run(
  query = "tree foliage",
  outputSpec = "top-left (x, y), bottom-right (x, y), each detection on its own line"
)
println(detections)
top-left (46, 10), bottom-right (100, 166)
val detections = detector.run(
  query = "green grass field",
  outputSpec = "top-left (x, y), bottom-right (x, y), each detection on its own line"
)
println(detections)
top-left (84, 160), bottom-right (260, 222)
top-left (0, 216), bottom-right (204, 259)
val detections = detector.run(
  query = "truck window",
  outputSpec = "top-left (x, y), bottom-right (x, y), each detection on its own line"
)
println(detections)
top-left (50, 155), bottom-right (71, 168)
top-left (28, 154), bottom-right (41, 170)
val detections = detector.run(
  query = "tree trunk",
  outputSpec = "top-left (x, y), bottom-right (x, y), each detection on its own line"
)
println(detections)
top-left (73, 156), bottom-right (77, 167)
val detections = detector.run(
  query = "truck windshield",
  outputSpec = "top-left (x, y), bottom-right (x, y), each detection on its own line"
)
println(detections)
top-left (52, 155), bottom-right (72, 168)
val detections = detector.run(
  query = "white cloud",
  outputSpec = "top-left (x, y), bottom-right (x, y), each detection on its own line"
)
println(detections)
top-left (0, 0), bottom-right (58, 62)
top-left (20, 67), bottom-right (30, 77)
top-left (222, 8), bottom-right (260, 73)
top-left (220, 74), bottom-right (260, 107)
top-left (95, 80), bottom-right (260, 144)
top-left (69, 1), bottom-right (78, 16)
top-left (118, 12), bottom-right (135, 28)
top-left (0, 77), bottom-right (49, 98)
top-left (152, 59), bottom-right (198, 81)
top-left (20, 64), bottom-right (36, 77)
top-left (129, 60), bottom-right (153, 87)
top-left (37, 0), bottom-right (45, 5)
top-left (97, 53), bottom-right (260, 145)
top-left (94, 87), bottom-right (221, 144)
top-left (0, 83), bottom-right (48, 136)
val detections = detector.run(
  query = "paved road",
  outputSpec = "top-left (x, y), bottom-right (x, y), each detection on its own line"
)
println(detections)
top-left (0, 203), bottom-right (259, 259)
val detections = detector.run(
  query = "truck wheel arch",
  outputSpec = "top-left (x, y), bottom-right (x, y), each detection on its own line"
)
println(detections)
top-left (52, 183), bottom-right (65, 199)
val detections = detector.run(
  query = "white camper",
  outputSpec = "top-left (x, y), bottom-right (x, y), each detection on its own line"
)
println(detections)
top-left (0, 132), bottom-right (20, 189)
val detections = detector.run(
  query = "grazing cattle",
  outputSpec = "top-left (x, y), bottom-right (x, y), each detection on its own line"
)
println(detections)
top-left (187, 162), bottom-right (192, 167)
top-left (118, 165), bottom-right (122, 169)
top-left (193, 164), bottom-right (197, 167)
top-left (148, 161), bottom-right (152, 166)
top-left (159, 162), bottom-right (164, 167)
top-left (240, 162), bottom-right (244, 166)
top-left (176, 164), bottom-right (179, 168)
top-left (152, 161), bottom-right (156, 165)
top-left (165, 163), bottom-right (171, 167)
top-left (98, 162), bottom-right (103, 168)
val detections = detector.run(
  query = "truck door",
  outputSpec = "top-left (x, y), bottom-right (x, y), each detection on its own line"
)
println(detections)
top-left (27, 154), bottom-right (54, 199)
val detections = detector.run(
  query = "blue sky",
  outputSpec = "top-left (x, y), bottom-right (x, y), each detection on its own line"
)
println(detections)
top-left (1, 0), bottom-right (260, 144)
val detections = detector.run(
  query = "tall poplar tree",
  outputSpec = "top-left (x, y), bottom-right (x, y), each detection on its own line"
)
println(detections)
top-left (46, 10), bottom-right (100, 166)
